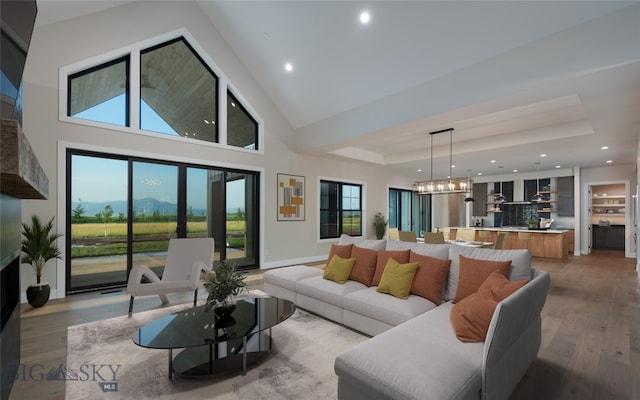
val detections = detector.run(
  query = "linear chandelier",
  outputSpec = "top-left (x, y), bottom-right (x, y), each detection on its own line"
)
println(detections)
top-left (412, 128), bottom-right (472, 195)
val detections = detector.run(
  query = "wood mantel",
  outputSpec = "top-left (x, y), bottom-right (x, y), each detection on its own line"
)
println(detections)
top-left (1, 119), bottom-right (48, 199)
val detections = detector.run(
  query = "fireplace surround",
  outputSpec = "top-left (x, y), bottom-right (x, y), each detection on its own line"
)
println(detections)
top-left (1, 119), bottom-right (48, 400)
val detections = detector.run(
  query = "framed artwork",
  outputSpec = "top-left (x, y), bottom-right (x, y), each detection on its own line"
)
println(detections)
top-left (277, 173), bottom-right (305, 221)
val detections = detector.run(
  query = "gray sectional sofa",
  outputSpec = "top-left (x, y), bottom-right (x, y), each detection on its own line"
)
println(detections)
top-left (263, 235), bottom-right (550, 400)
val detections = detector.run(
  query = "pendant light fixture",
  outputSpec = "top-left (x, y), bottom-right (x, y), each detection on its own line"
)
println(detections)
top-left (494, 166), bottom-right (508, 203)
top-left (531, 162), bottom-right (544, 202)
top-left (412, 128), bottom-right (472, 195)
top-left (464, 169), bottom-right (475, 202)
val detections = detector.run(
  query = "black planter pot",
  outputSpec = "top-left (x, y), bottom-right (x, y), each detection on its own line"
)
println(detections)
top-left (26, 283), bottom-right (50, 308)
top-left (213, 303), bottom-right (236, 319)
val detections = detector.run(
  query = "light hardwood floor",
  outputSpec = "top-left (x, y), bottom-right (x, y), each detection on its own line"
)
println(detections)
top-left (8, 250), bottom-right (639, 400)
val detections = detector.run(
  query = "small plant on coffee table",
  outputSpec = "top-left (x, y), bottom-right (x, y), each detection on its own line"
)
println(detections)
top-left (203, 259), bottom-right (247, 314)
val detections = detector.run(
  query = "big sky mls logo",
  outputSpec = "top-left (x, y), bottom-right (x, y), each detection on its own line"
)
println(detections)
top-left (8, 363), bottom-right (121, 393)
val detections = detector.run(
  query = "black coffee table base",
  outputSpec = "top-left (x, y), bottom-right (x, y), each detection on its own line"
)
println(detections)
top-left (169, 331), bottom-right (272, 378)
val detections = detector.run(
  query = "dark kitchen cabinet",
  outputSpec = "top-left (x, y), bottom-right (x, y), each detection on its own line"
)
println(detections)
top-left (557, 176), bottom-right (574, 216)
top-left (472, 183), bottom-right (487, 216)
top-left (592, 225), bottom-right (625, 250)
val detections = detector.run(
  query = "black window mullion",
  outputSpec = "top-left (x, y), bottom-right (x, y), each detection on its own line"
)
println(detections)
top-left (176, 166), bottom-right (187, 238)
top-left (127, 159), bottom-right (133, 275)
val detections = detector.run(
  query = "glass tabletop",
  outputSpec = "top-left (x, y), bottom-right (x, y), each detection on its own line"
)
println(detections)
top-left (133, 297), bottom-right (296, 349)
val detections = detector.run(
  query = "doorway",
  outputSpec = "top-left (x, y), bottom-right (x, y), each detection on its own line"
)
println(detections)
top-left (588, 182), bottom-right (629, 256)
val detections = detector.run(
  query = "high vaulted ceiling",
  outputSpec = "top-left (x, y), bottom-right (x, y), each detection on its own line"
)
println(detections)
top-left (35, 1), bottom-right (640, 179)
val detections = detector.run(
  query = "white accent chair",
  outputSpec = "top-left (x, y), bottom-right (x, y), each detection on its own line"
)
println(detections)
top-left (126, 237), bottom-right (215, 314)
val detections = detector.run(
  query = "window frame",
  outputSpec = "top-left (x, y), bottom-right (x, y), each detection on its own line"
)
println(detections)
top-left (59, 28), bottom-right (263, 155)
top-left (389, 187), bottom-right (431, 235)
top-left (67, 55), bottom-right (131, 127)
top-left (227, 89), bottom-right (259, 150)
top-left (319, 178), bottom-right (364, 240)
top-left (139, 36), bottom-right (219, 143)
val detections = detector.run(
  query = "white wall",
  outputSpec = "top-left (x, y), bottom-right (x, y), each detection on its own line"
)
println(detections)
top-left (19, 1), bottom-right (411, 299)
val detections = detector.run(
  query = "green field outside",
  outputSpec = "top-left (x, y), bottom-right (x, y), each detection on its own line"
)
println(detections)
top-left (71, 221), bottom-right (245, 238)
top-left (71, 220), bottom-right (246, 258)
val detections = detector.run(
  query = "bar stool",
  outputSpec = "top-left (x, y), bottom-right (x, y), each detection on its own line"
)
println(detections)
top-left (456, 228), bottom-right (476, 242)
top-left (441, 228), bottom-right (451, 241)
top-left (493, 232), bottom-right (508, 249)
top-left (477, 230), bottom-right (491, 241)
top-left (518, 232), bottom-right (532, 250)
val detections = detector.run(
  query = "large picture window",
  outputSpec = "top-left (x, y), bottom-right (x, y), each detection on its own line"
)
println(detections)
top-left (320, 180), bottom-right (362, 239)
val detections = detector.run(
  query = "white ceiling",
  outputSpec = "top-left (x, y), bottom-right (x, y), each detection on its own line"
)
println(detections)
top-left (35, 0), bottom-right (640, 179)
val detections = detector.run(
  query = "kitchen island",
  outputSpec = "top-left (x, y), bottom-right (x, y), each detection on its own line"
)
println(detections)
top-left (447, 227), bottom-right (569, 261)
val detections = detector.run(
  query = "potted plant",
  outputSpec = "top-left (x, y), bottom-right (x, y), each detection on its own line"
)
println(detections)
top-left (372, 212), bottom-right (388, 240)
top-left (526, 217), bottom-right (539, 229)
top-left (21, 215), bottom-right (62, 308)
top-left (202, 259), bottom-right (247, 317)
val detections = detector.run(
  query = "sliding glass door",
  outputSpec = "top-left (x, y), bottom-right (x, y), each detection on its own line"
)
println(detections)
top-left (185, 168), bottom-right (257, 267)
top-left (67, 150), bottom-right (259, 293)
top-left (389, 188), bottom-right (431, 234)
top-left (69, 154), bottom-right (129, 289)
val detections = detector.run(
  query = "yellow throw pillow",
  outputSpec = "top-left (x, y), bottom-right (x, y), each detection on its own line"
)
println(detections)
top-left (376, 258), bottom-right (419, 299)
top-left (323, 255), bottom-right (357, 284)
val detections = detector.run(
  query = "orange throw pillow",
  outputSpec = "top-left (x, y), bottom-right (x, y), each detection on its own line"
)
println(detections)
top-left (349, 246), bottom-right (378, 286)
top-left (327, 244), bottom-right (353, 264)
top-left (450, 291), bottom-right (498, 342)
top-left (478, 270), bottom-right (528, 302)
top-left (372, 249), bottom-right (410, 286)
top-left (409, 252), bottom-right (451, 305)
top-left (453, 255), bottom-right (511, 303)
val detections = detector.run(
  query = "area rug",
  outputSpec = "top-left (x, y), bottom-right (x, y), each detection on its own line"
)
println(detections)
top-left (65, 300), bottom-right (368, 399)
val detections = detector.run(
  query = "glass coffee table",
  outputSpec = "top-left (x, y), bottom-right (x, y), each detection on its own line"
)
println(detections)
top-left (132, 296), bottom-right (296, 378)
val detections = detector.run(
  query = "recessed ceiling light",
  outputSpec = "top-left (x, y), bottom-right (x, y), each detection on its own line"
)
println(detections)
top-left (359, 11), bottom-right (370, 24)
top-left (540, 154), bottom-right (547, 157)
top-left (513, 169), bottom-right (518, 173)
top-left (601, 146), bottom-right (609, 150)
top-left (284, 63), bottom-right (293, 72)
top-left (490, 160), bottom-right (496, 163)
top-left (417, 168), bottom-right (422, 172)
top-left (451, 165), bottom-right (455, 168)
top-left (606, 160), bottom-right (613, 164)
top-left (477, 172), bottom-right (482, 176)
top-left (555, 165), bottom-right (561, 168)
